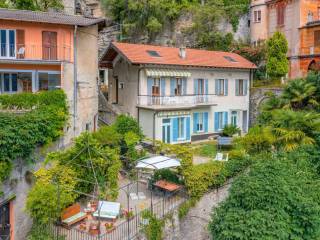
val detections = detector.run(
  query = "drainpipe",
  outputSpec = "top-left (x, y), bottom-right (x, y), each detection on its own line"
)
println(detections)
top-left (73, 25), bottom-right (78, 136)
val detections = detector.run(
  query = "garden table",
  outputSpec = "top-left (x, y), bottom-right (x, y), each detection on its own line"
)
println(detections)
top-left (153, 180), bottom-right (181, 192)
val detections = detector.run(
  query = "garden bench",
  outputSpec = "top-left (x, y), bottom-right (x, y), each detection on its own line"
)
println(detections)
top-left (61, 203), bottom-right (87, 229)
top-left (217, 137), bottom-right (233, 149)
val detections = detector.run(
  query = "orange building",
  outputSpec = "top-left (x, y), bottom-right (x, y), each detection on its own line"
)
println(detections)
top-left (0, 8), bottom-right (104, 240)
top-left (250, 0), bottom-right (320, 78)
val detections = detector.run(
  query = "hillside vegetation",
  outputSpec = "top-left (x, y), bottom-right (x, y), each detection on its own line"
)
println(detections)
top-left (103, 0), bottom-right (250, 50)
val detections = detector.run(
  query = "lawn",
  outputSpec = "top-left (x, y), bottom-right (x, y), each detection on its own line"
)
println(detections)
top-left (192, 141), bottom-right (217, 158)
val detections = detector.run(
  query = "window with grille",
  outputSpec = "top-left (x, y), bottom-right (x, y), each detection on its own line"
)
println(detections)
top-left (254, 10), bottom-right (261, 23)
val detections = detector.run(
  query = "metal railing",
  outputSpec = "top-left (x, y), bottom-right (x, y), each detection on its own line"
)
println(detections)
top-left (0, 43), bottom-right (72, 62)
top-left (137, 94), bottom-right (216, 106)
top-left (49, 193), bottom-right (187, 240)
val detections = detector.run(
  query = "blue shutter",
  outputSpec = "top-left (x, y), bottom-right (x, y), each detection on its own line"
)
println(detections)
top-left (244, 80), bottom-right (248, 96)
top-left (223, 112), bottom-right (228, 127)
top-left (193, 113), bottom-right (198, 133)
top-left (224, 79), bottom-right (228, 96)
top-left (215, 80), bottom-right (219, 95)
top-left (235, 79), bottom-right (239, 96)
top-left (147, 78), bottom-right (153, 96)
top-left (160, 78), bottom-right (166, 96)
top-left (172, 117), bottom-right (178, 142)
top-left (182, 78), bottom-right (187, 95)
top-left (214, 112), bottom-right (219, 132)
top-left (205, 79), bottom-right (208, 94)
top-left (170, 78), bottom-right (175, 96)
top-left (194, 79), bottom-right (198, 95)
top-left (186, 117), bottom-right (191, 141)
top-left (204, 112), bottom-right (208, 133)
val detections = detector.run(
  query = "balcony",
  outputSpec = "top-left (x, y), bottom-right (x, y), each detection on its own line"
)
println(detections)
top-left (137, 95), bottom-right (216, 110)
top-left (0, 43), bottom-right (72, 62)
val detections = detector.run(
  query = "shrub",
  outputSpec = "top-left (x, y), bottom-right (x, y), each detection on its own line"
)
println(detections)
top-left (93, 125), bottom-right (122, 147)
top-left (151, 169), bottom-right (182, 185)
top-left (0, 90), bottom-right (68, 181)
top-left (209, 151), bottom-right (320, 239)
top-left (141, 210), bottom-right (164, 240)
top-left (183, 161), bottom-right (225, 199)
top-left (222, 124), bottom-right (241, 137)
top-left (114, 115), bottom-right (143, 139)
top-left (178, 198), bottom-right (197, 219)
top-left (27, 222), bottom-right (65, 240)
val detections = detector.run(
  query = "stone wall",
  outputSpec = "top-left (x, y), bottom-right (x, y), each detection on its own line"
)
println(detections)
top-left (249, 87), bottom-right (284, 125)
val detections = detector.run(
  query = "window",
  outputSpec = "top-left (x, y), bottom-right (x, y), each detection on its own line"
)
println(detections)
top-left (38, 72), bottom-right (61, 91)
top-left (197, 113), bottom-right (204, 132)
top-left (277, 4), bottom-right (285, 26)
top-left (197, 79), bottom-right (204, 95)
top-left (0, 29), bottom-right (15, 58)
top-left (314, 30), bottom-right (320, 47)
top-left (218, 112), bottom-right (224, 130)
top-left (152, 78), bottom-right (160, 96)
top-left (216, 79), bottom-right (225, 95)
top-left (147, 50), bottom-right (161, 57)
top-left (224, 56), bottom-right (237, 62)
top-left (254, 10), bottom-right (261, 23)
top-left (236, 79), bottom-right (247, 96)
top-left (177, 117), bottom-right (185, 139)
top-left (318, 7), bottom-right (320, 20)
top-left (42, 31), bottom-right (57, 60)
top-left (2, 73), bottom-right (17, 93)
top-left (175, 78), bottom-right (183, 95)
top-left (231, 111), bottom-right (238, 126)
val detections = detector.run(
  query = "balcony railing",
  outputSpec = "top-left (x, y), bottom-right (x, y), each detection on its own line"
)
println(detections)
top-left (0, 43), bottom-right (72, 62)
top-left (137, 94), bottom-right (216, 107)
top-left (300, 46), bottom-right (320, 56)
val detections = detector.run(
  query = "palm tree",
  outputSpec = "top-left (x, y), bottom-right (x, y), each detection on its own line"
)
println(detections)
top-left (268, 109), bottom-right (320, 151)
top-left (282, 79), bottom-right (318, 110)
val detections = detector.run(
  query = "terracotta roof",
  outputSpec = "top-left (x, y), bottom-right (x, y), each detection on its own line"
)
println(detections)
top-left (104, 42), bottom-right (256, 69)
top-left (0, 8), bottom-right (105, 26)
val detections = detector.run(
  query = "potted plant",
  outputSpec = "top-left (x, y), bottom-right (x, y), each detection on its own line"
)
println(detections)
top-left (124, 209), bottom-right (134, 220)
top-left (105, 222), bottom-right (115, 233)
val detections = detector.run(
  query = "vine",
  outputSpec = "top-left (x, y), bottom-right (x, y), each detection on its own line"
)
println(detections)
top-left (0, 90), bottom-right (68, 182)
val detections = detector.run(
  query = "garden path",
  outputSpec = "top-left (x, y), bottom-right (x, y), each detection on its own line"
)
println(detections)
top-left (179, 180), bottom-right (232, 240)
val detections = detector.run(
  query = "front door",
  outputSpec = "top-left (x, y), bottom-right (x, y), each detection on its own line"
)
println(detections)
top-left (0, 202), bottom-right (10, 240)
top-left (162, 119), bottom-right (171, 143)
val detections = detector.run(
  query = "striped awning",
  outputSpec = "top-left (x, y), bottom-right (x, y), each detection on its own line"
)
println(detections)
top-left (145, 69), bottom-right (191, 77)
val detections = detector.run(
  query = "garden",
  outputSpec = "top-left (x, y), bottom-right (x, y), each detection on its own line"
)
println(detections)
top-left (209, 72), bottom-right (320, 239)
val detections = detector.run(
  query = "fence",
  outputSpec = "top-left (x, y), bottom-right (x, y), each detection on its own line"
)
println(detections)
top-left (50, 193), bottom-right (187, 240)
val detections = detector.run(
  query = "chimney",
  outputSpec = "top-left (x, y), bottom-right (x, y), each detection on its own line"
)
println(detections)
top-left (179, 46), bottom-right (186, 59)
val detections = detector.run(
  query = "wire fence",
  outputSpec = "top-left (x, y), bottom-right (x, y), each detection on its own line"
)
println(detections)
top-left (49, 192), bottom-right (187, 240)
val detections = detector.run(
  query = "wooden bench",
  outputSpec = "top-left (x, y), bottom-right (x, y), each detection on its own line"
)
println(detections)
top-left (61, 203), bottom-right (87, 229)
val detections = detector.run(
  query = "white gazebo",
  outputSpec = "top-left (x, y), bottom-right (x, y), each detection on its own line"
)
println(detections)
top-left (135, 155), bottom-right (181, 170)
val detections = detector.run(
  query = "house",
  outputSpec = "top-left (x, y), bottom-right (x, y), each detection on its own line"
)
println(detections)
top-left (250, 0), bottom-right (320, 78)
top-left (100, 42), bottom-right (256, 144)
top-left (0, 8), bottom-right (105, 141)
top-left (0, 8), bottom-right (104, 240)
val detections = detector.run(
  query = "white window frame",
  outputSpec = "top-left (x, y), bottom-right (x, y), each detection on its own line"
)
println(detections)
top-left (231, 111), bottom-right (238, 127)
top-left (197, 112), bottom-right (204, 133)
top-left (177, 117), bottom-right (186, 141)
top-left (237, 79), bottom-right (245, 96)
top-left (217, 79), bottom-right (225, 96)
top-left (0, 29), bottom-right (16, 59)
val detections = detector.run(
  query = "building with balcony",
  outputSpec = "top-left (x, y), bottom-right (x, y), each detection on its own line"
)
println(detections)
top-left (0, 8), bottom-right (105, 141)
top-left (100, 42), bottom-right (256, 143)
top-left (250, 0), bottom-right (320, 78)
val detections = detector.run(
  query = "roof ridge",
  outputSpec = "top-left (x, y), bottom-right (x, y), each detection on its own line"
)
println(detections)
top-left (113, 42), bottom-right (237, 55)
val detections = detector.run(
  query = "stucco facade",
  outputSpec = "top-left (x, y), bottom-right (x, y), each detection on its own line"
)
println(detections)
top-left (0, 12), bottom-right (103, 240)
top-left (107, 59), bottom-right (251, 143)
top-left (250, 0), bottom-right (320, 78)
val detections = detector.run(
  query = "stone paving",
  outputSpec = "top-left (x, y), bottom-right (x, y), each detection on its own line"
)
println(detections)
top-left (179, 181), bottom-right (232, 240)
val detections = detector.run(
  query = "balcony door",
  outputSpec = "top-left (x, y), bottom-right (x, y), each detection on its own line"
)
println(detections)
top-left (0, 29), bottom-right (15, 58)
top-left (42, 31), bottom-right (57, 60)
top-left (2, 73), bottom-right (18, 93)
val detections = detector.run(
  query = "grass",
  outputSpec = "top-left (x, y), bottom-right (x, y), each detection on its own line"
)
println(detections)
top-left (192, 141), bottom-right (217, 158)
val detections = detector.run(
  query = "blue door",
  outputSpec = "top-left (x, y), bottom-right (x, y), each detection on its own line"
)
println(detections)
top-left (162, 119), bottom-right (171, 143)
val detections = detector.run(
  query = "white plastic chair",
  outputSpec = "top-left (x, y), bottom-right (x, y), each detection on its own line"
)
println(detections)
top-left (214, 153), bottom-right (229, 161)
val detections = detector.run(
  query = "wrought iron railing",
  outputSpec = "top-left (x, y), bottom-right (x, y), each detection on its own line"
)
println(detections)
top-left (0, 43), bottom-right (72, 62)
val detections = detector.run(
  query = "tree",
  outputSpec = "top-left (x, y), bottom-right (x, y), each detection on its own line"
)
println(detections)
top-left (266, 31), bottom-right (289, 80)
top-left (0, 0), bottom-right (8, 7)
top-left (282, 78), bottom-right (318, 110)
top-left (26, 162), bottom-right (78, 224)
top-left (209, 152), bottom-right (320, 239)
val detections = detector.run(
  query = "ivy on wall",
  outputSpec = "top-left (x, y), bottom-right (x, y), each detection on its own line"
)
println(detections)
top-left (0, 90), bottom-right (68, 182)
